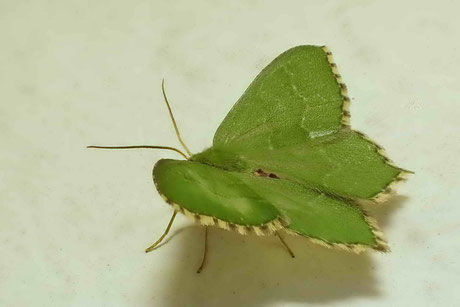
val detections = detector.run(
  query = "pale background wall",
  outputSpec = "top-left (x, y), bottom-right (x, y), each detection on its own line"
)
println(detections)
top-left (1, 1), bottom-right (458, 306)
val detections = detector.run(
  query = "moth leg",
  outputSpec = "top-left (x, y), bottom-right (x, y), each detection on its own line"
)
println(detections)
top-left (145, 210), bottom-right (178, 252)
top-left (276, 231), bottom-right (295, 258)
top-left (196, 226), bottom-right (209, 273)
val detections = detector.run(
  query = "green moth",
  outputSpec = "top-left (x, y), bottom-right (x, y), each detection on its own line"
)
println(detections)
top-left (89, 45), bottom-right (411, 272)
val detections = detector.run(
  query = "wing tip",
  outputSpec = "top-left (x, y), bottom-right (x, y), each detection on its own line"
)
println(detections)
top-left (370, 169), bottom-right (413, 204)
top-left (352, 129), bottom-right (413, 204)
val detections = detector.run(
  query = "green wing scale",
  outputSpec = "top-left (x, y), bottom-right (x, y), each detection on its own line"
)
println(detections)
top-left (154, 159), bottom-right (287, 235)
top-left (195, 129), bottom-right (408, 201)
top-left (154, 159), bottom-right (388, 252)
top-left (153, 45), bottom-right (411, 252)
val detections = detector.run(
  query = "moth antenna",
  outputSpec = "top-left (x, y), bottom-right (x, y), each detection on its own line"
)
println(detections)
top-left (87, 145), bottom-right (189, 159)
top-left (145, 210), bottom-right (178, 252)
top-left (161, 79), bottom-right (192, 157)
top-left (196, 226), bottom-right (209, 273)
top-left (276, 231), bottom-right (295, 258)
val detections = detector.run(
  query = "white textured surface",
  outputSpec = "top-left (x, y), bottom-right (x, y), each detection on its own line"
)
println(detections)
top-left (1, 1), bottom-right (459, 306)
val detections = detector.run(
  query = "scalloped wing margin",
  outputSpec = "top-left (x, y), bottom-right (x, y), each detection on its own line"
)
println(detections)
top-left (153, 159), bottom-right (288, 236)
top-left (154, 159), bottom-right (389, 252)
top-left (214, 45), bottom-right (346, 147)
top-left (285, 209), bottom-right (389, 253)
top-left (322, 46), bottom-right (411, 203)
top-left (352, 130), bottom-right (414, 203)
top-left (236, 175), bottom-right (389, 253)
top-left (322, 46), bottom-right (351, 128)
top-left (156, 190), bottom-right (288, 236)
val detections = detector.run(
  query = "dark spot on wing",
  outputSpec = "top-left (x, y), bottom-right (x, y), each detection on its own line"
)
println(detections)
top-left (253, 169), bottom-right (280, 179)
